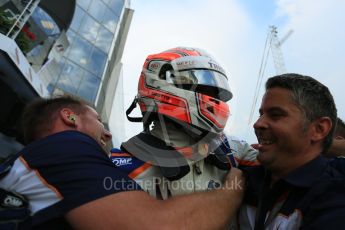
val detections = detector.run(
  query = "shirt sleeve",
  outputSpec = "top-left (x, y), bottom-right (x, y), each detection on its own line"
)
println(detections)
top-left (225, 135), bottom-right (259, 166)
top-left (301, 197), bottom-right (345, 229)
top-left (300, 176), bottom-right (345, 229)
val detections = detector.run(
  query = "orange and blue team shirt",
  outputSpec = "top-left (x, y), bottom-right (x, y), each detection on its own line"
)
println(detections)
top-left (110, 148), bottom-right (152, 179)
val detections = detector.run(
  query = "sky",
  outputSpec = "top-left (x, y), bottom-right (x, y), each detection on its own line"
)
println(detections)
top-left (114, 0), bottom-right (345, 144)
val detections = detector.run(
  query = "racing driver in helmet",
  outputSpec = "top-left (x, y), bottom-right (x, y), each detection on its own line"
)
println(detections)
top-left (111, 47), bottom-right (258, 199)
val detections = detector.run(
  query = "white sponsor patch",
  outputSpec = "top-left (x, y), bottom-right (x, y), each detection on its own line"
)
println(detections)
top-left (112, 158), bottom-right (132, 166)
top-left (149, 61), bottom-right (160, 70)
top-left (171, 56), bottom-right (226, 75)
top-left (3, 195), bottom-right (23, 207)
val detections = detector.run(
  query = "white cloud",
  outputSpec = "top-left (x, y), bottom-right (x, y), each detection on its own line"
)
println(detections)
top-left (276, 0), bottom-right (345, 119)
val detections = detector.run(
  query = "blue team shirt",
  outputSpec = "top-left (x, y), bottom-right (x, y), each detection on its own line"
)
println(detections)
top-left (0, 131), bottom-right (141, 229)
top-left (238, 156), bottom-right (345, 229)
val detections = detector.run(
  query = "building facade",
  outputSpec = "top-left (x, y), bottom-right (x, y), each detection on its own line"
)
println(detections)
top-left (0, 0), bottom-right (133, 158)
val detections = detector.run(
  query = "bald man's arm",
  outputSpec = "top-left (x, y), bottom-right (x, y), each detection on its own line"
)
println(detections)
top-left (66, 168), bottom-right (244, 230)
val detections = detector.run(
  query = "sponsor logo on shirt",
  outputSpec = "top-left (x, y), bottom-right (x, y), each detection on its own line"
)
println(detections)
top-left (112, 157), bottom-right (132, 166)
top-left (2, 195), bottom-right (23, 207)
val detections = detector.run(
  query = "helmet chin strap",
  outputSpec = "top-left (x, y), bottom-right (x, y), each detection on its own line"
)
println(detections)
top-left (126, 97), bottom-right (158, 132)
top-left (126, 97), bottom-right (150, 132)
top-left (126, 97), bottom-right (142, 122)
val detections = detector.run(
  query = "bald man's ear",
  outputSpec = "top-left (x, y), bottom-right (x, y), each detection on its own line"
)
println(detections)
top-left (60, 108), bottom-right (78, 127)
top-left (310, 117), bottom-right (332, 143)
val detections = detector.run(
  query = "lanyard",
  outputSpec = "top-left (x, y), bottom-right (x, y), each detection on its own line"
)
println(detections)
top-left (254, 171), bottom-right (289, 230)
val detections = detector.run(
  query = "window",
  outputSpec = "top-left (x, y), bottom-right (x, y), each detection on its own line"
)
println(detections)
top-left (31, 7), bottom-right (60, 36)
top-left (107, 0), bottom-right (125, 16)
top-left (67, 35), bottom-right (93, 68)
top-left (89, 0), bottom-right (107, 23)
top-left (102, 7), bottom-right (118, 33)
top-left (77, 71), bottom-right (100, 102)
top-left (56, 60), bottom-right (84, 94)
top-left (79, 15), bottom-right (100, 43)
top-left (89, 46), bottom-right (107, 77)
top-left (77, 0), bottom-right (92, 11)
top-left (95, 26), bottom-right (113, 53)
top-left (44, 58), bottom-right (65, 94)
top-left (70, 6), bottom-right (86, 32)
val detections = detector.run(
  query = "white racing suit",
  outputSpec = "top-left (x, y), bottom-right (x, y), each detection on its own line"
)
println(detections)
top-left (110, 124), bottom-right (258, 199)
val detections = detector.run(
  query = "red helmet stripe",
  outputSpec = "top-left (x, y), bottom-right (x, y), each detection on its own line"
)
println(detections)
top-left (138, 75), bottom-right (192, 124)
top-left (197, 94), bottom-right (230, 129)
top-left (143, 48), bottom-right (202, 68)
top-left (167, 47), bottom-right (201, 56)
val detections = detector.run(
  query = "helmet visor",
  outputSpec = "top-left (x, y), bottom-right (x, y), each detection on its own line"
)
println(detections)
top-left (166, 69), bottom-right (232, 102)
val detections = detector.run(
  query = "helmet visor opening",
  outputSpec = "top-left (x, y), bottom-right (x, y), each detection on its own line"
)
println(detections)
top-left (166, 69), bottom-right (232, 102)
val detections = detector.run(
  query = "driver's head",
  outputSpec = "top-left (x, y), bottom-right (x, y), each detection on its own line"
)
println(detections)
top-left (137, 47), bottom-right (232, 136)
